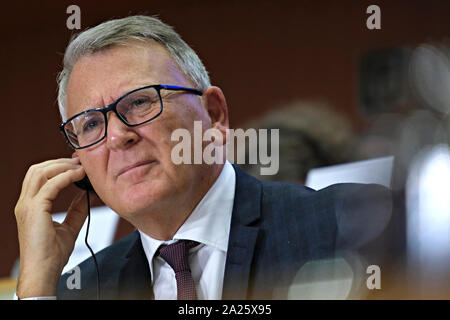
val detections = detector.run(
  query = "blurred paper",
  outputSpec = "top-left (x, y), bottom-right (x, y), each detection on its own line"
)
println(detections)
top-left (305, 156), bottom-right (394, 190)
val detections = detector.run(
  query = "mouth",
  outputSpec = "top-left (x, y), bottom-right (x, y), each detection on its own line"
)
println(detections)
top-left (118, 160), bottom-right (156, 177)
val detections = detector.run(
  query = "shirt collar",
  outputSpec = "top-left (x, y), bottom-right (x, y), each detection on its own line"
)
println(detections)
top-left (138, 161), bottom-right (236, 282)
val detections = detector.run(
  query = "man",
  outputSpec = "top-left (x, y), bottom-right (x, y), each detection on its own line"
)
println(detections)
top-left (14, 15), bottom-right (391, 300)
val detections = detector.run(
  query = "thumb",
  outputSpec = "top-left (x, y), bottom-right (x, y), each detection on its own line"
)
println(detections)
top-left (63, 191), bottom-right (90, 237)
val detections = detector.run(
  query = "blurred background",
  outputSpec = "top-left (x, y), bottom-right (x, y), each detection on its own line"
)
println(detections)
top-left (0, 0), bottom-right (449, 299)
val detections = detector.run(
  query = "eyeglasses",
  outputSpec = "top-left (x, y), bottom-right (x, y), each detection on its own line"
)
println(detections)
top-left (60, 84), bottom-right (203, 149)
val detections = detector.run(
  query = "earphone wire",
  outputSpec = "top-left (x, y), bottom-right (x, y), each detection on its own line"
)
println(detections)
top-left (84, 190), bottom-right (100, 300)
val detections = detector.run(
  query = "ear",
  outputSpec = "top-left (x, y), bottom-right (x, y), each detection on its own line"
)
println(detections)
top-left (202, 86), bottom-right (229, 145)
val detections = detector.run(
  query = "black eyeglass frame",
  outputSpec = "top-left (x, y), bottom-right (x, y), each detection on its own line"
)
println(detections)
top-left (59, 84), bottom-right (203, 150)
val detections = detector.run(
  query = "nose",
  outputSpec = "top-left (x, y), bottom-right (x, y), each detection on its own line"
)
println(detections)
top-left (105, 113), bottom-right (140, 150)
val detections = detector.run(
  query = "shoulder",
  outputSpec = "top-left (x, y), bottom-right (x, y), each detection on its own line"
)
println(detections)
top-left (259, 178), bottom-right (391, 217)
top-left (258, 179), bottom-right (392, 252)
top-left (260, 178), bottom-right (389, 203)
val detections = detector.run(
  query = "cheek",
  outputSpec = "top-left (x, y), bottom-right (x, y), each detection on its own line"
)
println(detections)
top-left (79, 148), bottom-right (108, 188)
top-left (148, 110), bottom-right (189, 156)
top-left (140, 112), bottom-right (198, 183)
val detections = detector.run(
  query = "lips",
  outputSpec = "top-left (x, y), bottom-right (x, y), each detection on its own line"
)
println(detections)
top-left (118, 160), bottom-right (155, 177)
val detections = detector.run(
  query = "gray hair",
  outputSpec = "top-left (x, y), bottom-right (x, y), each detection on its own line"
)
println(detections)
top-left (57, 15), bottom-right (211, 121)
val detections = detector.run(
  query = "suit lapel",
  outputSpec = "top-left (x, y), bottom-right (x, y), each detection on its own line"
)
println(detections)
top-left (222, 165), bottom-right (262, 299)
top-left (99, 231), bottom-right (152, 299)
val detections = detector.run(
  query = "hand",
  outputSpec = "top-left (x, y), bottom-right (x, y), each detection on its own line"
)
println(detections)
top-left (15, 157), bottom-right (90, 298)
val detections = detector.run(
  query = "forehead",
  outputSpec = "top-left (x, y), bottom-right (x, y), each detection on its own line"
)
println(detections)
top-left (66, 41), bottom-right (190, 117)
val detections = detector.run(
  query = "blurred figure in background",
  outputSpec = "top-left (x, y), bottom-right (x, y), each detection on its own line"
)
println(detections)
top-left (238, 100), bottom-right (355, 184)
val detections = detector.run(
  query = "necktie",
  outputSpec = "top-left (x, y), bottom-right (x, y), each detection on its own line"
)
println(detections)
top-left (158, 240), bottom-right (199, 300)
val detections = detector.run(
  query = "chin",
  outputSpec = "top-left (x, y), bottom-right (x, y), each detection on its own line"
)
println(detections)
top-left (113, 179), bottom-right (170, 216)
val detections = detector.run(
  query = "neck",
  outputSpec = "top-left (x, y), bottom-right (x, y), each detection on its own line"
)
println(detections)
top-left (129, 163), bottom-right (224, 240)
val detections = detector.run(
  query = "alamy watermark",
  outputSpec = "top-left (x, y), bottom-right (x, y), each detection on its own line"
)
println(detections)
top-left (366, 264), bottom-right (381, 290)
top-left (66, 266), bottom-right (81, 290)
top-left (171, 121), bottom-right (280, 175)
top-left (66, 5), bottom-right (81, 30)
top-left (366, 5), bottom-right (381, 30)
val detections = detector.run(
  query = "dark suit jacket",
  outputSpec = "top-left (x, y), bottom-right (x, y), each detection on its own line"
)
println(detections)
top-left (56, 164), bottom-right (391, 299)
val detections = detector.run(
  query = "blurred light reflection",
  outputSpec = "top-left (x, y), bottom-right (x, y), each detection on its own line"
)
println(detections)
top-left (407, 145), bottom-right (450, 292)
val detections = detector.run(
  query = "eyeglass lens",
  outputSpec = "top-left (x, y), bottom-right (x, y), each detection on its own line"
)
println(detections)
top-left (64, 87), bottom-right (162, 148)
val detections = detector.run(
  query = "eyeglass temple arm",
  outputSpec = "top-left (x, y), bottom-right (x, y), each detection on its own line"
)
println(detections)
top-left (159, 85), bottom-right (203, 95)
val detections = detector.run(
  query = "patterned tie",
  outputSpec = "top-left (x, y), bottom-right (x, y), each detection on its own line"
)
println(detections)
top-left (158, 240), bottom-right (199, 300)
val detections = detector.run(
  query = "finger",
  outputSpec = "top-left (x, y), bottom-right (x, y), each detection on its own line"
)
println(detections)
top-left (21, 158), bottom-right (81, 198)
top-left (62, 191), bottom-right (89, 238)
top-left (24, 158), bottom-right (80, 184)
top-left (24, 165), bottom-right (82, 200)
top-left (36, 166), bottom-right (86, 202)
top-left (25, 163), bottom-right (83, 198)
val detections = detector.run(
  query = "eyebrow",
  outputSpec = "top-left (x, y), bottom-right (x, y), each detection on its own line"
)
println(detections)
top-left (79, 83), bottom-right (146, 111)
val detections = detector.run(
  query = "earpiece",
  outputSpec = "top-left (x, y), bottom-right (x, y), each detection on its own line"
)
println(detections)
top-left (74, 175), bottom-right (95, 192)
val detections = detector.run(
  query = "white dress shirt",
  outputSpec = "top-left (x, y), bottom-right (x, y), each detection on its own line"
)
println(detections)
top-left (15, 161), bottom-right (236, 300)
top-left (139, 160), bottom-right (236, 300)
